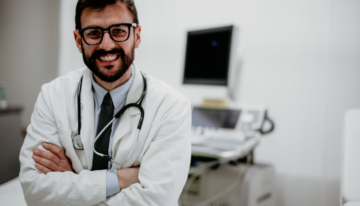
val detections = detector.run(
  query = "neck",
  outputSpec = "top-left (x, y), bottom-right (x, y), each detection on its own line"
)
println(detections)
top-left (93, 66), bottom-right (132, 91)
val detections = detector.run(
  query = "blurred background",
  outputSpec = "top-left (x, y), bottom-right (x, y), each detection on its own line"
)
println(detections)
top-left (1, 0), bottom-right (360, 206)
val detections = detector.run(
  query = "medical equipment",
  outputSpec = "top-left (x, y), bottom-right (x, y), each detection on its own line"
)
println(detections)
top-left (190, 106), bottom-right (274, 160)
top-left (182, 105), bottom-right (276, 206)
top-left (192, 107), bottom-right (241, 129)
top-left (181, 162), bottom-right (276, 206)
top-left (183, 25), bottom-right (235, 86)
top-left (184, 134), bottom-right (275, 206)
top-left (72, 71), bottom-right (147, 165)
top-left (192, 106), bottom-right (274, 136)
top-left (192, 135), bottom-right (260, 162)
top-left (182, 25), bottom-right (240, 101)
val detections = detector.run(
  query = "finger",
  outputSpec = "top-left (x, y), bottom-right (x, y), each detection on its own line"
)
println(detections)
top-left (35, 163), bottom-right (52, 175)
top-left (42, 143), bottom-right (67, 160)
top-left (33, 148), bottom-right (60, 165)
top-left (32, 155), bottom-right (59, 171)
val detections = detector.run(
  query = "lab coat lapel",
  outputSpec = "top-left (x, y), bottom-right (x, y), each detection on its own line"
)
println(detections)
top-left (79, 69), bottom-right (95, 170)
top-left (112, 65), bottom-right (143, 155)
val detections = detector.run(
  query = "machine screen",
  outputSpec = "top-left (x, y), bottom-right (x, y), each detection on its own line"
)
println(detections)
top-left (192, 107), bottom-right (241, 129)
top-left (183, 26), bottom-right (233, 86)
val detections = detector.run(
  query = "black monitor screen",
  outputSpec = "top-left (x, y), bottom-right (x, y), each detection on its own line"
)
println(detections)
top-left (183, 26), bottom-right (233, 86)
top-left (192, 107), bottom-right (241, 129)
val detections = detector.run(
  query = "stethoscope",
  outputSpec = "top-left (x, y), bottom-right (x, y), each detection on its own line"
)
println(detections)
top-left (72, 71), bottom-right (147, 165)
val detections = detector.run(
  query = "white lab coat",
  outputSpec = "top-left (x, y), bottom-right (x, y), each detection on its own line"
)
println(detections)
top-left (19, 65), bottom-right (192, 206)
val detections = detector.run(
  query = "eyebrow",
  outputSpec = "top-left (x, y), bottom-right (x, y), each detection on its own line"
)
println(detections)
top-left (81, 25), bottom-right (102, 30)
top-left (81, 23), bottom-right (132, 30)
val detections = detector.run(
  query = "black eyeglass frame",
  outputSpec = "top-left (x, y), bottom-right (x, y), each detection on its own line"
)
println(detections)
top-left (79, 23), bottom-right (138, 45)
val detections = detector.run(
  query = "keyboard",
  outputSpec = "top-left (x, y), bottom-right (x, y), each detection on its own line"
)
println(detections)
top-left (191, 127), bottom-right (246, 151)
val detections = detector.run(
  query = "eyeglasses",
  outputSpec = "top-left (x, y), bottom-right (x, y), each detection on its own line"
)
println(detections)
top-left (79, 23), bottom-right (138, 45)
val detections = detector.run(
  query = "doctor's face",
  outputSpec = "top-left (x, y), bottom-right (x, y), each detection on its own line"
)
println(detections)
top-left (74, 3), bottom-right (141, 82)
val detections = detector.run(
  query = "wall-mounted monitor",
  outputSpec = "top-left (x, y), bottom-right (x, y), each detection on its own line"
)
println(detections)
top-left (183, 25), bottom-right (235, 86)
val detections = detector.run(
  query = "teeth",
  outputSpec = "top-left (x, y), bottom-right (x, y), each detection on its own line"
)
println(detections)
top-left (100, 55), bottom-right (117, 61)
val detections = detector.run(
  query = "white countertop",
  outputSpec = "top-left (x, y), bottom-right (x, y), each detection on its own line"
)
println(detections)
top-left (0, 178), bottom-right (27, 206)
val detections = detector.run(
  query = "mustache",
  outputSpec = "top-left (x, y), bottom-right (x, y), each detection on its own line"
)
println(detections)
top-left (90, 48), bottom-right (126, 59)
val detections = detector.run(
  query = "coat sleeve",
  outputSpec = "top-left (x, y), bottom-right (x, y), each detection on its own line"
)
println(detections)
top-left (19, 85), bottom-right (107, 206)
top-left (103, 98), bottom-right (192, 206)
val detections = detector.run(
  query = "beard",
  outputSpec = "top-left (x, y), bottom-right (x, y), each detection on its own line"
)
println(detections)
top-left (81, 43), bottom-right (135, 83)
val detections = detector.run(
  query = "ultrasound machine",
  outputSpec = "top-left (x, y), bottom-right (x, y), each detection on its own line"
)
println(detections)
top-left (179, 25), bottom-right (276, 206)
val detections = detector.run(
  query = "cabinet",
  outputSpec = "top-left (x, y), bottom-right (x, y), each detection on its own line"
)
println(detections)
top-left (0, 107), bottom-right (23, 184)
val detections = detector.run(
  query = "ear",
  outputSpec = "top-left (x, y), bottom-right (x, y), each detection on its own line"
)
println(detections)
top-left (74, 30), bottom-right (83, 53)
top-left (134, 25), bottom-right (141, 49)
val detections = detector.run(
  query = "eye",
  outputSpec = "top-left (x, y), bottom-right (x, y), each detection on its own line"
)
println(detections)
top-left (113, 29), bottom-right (125, 34)
top-left (89, 31), bottom-right (101, 36)
top-left (111, 25), bottom-right (128, 37)
top-left (84, 29), bottom-right (102, 38)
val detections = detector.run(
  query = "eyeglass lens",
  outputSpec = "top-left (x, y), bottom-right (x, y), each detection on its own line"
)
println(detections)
top-left (83, 25), bottom-right (130, 45)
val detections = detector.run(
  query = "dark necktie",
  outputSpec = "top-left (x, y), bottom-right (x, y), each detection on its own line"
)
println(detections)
top-left (92, 92), bottom-right (114, 170)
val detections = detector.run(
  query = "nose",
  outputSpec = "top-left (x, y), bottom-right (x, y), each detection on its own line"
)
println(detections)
top-left (99, 31), bottom-right (116, 50)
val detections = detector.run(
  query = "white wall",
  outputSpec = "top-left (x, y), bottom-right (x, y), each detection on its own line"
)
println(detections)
top-left (58, 0), bottom-right (360, 205)
top-left (0, 0), bottom-right (60, 128)
top-left (58, 0), bottom-right (85, 76)
top-left (136, 1), bottom-right (360, 206)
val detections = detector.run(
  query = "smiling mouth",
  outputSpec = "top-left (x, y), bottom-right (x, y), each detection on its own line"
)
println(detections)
top-left (98, 54), bottom-right (120, 62)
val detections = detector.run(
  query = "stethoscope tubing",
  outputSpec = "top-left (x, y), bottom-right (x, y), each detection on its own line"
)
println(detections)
top-left (92, 117), bottom-right (140, 165)
top-left (74, 71), bottom-right (147, 166)
top-left (92, 105), bottom-right (143, 165)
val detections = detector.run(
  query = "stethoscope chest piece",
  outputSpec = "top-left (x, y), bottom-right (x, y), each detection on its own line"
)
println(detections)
top-left (73, 135), bottom-right (84, 150)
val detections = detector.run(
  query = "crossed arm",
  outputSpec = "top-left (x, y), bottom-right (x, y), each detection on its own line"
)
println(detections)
top-left (31, 142), bottom-right (139, 190)
top-left (20, 86), bottom-right (192, 206)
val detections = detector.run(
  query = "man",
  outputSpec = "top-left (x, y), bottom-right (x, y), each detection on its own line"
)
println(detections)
top-left (19, 0), bottom-right (192, 205)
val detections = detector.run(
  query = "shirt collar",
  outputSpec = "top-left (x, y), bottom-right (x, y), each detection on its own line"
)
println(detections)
top-left (91, 67), bottom-right (134, 110)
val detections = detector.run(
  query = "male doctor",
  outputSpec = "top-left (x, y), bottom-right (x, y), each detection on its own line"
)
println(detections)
top-left (19, 0), bottom-right (192, 205)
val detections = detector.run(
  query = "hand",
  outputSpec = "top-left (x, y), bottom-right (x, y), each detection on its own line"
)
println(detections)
top-left (117, 167), bottom-right (140, 189)
top-left (32, 143), bottom-right (73, 174)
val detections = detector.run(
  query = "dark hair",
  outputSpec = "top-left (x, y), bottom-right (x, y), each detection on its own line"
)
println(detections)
top-left (75, 0), bottom-right (139, 30)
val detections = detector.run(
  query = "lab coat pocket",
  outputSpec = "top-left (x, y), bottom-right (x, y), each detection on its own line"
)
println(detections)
top-left (57, 127), bottom-right (85, 172)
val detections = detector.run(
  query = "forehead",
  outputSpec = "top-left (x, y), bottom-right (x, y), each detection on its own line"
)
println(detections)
top-left (81, 2), bottom-right (133, 28)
